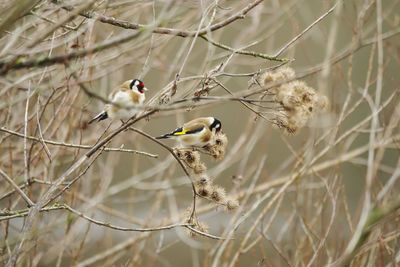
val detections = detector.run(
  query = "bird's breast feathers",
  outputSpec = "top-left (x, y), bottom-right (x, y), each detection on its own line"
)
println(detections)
top-left (106, 90), bottom-right (144, 119)
top-left (110, 90), bottom-right (144, 106)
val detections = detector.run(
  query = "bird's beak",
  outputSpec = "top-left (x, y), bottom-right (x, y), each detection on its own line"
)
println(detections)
top-left (143, 87), bottom-right (148, 91)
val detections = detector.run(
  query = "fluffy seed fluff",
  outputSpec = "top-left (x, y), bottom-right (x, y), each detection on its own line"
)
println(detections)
top-left (260, 67), bottom-right (328, 135)
top-left (183, 207), bottom-right (209, 238)
top-left (175, 148), bottom-right (207, 174)
top-left (193, 176), bottom-right (239, 210)
top-left (210, 185), bottom-right (227, 204)
top-left (195, 176), bottom-right (212, 197)
top-left (176, 132), bottom-right (238, 229)
top-left (226, 198), bottom-right (240, 211)
top-left (202, 131), bottom-right (228, 160)
top-left (259, 66), bottom-right (295, 86)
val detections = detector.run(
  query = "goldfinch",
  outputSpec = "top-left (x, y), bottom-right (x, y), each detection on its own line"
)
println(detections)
top-left (88, 79), bottom-right (148, 124)
top-left (155, 117), bottom-right (222, 147)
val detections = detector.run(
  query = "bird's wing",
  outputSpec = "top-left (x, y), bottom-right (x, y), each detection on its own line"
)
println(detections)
top-left (156, 122), bottom-right (206, 140)
top-left (109, 87), bottom-right (124, 99)
top-left (108, 81), bottom-right (130, 99)
top-left (109, 89), bottom-right (132, 105)
top-left (179, 121), bottom-right (206, 135)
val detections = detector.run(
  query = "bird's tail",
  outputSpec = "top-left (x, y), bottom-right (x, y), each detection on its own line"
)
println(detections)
top-left (155, 133), bottom-right (173, 139)
top-left (88, 111), bottom-right (108, 124)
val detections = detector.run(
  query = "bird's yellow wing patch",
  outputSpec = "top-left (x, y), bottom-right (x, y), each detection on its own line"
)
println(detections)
top-left (170, 125), bottom-right (204, 136)
top-left (172, 129), bottom-right (188, 135)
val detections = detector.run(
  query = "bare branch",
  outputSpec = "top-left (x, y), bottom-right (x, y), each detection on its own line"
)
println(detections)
top-left (0, 127), bottom-right (158, 158)
top-left (59, 0), bottom-right (264, 37)
top-left (0, 167), bottom-right (34, 207)
top-left (200, 35), bottom-right (288, 62)
top-left (0, 31), bottom-right (142, 74)
top-left (274, 1), bottom-right (340, 57)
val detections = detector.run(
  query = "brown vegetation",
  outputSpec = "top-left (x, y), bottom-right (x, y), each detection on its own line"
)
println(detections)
top-left (0, 0), bottom-right (399, 266)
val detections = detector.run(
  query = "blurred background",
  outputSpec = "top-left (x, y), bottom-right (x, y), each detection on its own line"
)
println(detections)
top-left (0, 0), bottom-right (399, 266)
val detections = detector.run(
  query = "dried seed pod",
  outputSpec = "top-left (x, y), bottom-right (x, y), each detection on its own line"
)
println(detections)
top-left (259, 66), bottom-right (295, 87)
top-left (202, 131), bottom-right (228, 160)
top-left (175, 148), bottom-right (208, 174)
top-left (195, 177), bottom-right (213, 197)
top-left (226, 198), bottom-right (240, 211)
top-left (259, 67), bottom-right (329, 135)
top-left (210, 185), bottom-right (227, 204)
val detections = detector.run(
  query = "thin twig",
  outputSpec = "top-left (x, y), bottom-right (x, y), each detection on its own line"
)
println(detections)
top-left (0, 205), bottom-right (65, 222)
top-left (128, 127), bottom-right (197, 220)
top-left (274, 1), bottom-right (340, 57)
top-left (36, 98), bottom-right (52, 162)
top-left (30, 10), bottom-right (83, 31)
top-left (0, 127), bottom-right (157, 158)
top-left (340, 1), bottom-right (385, 265)
top-left (64, 203), bottom-right (192, 232)
top-left (334, 195), bottom-right (400, 266)
top-left (185, 225), bottom-right (227, 240)
top-left (260, 232), bottom-right (292, 267)
top-left (1, 1), bottom-right (96, 75)
top-left (6, 110), bottom-right (156, 266)
top-left (242, 28), bottom-right (400, 98)
top-left (211, 157), bottom-right (268, 267)
top-left (0, 30), bottom-right (142, 74)
top-left (0, 167), bottom-right (34, 207)
top-left (23, 82), bottom-right (30, 184)
top-left (59, 0), bottom-right (264, 37)
top-left (200, 35), bottom-right (288, 62)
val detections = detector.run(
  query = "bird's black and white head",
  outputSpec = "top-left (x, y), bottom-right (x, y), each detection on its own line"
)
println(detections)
top-left (130, 79), bottom-right (148, 94)
top-left (209, 117), bottom-right (222, 132)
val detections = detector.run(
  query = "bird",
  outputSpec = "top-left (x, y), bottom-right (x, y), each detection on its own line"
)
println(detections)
top-left (88, 79), bottom-right (148, 124)
top-left (155, 117), bottom-right (222, 147)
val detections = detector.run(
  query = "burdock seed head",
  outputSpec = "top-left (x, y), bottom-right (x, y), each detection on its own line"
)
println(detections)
top-left (260, 66), bottom-right (295, 87)
top-left (197, 186), bottom-right (212, 198)
top-left (210, 185), bottom-right (227, 204)
top-left (226, 198), bottom-right (240, 211)
top-left (203, 131), bottom-right (228, 160)
top-left (175, 148), bottom-right (207, 174)
top-left (195, 177), bottom-right (212, 197)
top-left (193, 161), bottom-right (207, 174)
top-left (195, 176), bottom-right (210, 187)
top-left (272, 80), bottom-right (329, 135)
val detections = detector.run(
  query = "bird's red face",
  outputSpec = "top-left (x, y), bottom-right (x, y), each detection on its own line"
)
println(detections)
top-left (137, 82), bottom-right (145, 93)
